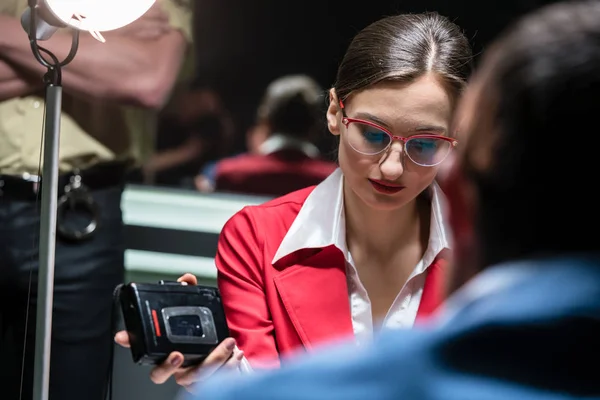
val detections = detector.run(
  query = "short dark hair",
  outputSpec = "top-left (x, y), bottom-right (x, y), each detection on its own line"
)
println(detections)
top-left (333, 12), bottom-right (473, 103)
top-left (464, 0), bottom-right (600, 266)
top-left (257, 74), bottom-right (323, 138)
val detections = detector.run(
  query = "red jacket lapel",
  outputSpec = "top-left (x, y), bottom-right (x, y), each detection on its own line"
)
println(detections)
top-left (273, 246), bottom-right (354, 350)
top-left (416, 254), bottom-right (448, 323)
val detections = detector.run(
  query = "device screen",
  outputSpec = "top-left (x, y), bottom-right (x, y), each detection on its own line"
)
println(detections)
top-left (168, 315), bottom-right (204, 338)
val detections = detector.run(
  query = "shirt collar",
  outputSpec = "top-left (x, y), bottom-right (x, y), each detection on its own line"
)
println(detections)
top-left (272, 168), bottom-right (451, 267)
top-left (259, 133), bottom-right (320, 158)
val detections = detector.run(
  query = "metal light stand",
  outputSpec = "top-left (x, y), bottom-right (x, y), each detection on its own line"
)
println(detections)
top-left (26, 2), bottom-right (80, 400)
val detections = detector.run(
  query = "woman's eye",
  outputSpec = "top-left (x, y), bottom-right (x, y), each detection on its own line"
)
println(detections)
top-left (411, 139), bottom-right (439, 151)
top-left (363, 131), bottom-right (387, 143)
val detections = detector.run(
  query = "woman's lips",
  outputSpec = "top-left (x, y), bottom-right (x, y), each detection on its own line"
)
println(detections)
top-left (368, 179), bottom-right (405, 194)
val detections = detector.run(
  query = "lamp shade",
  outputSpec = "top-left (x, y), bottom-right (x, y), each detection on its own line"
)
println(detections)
top-left (42, 0), bottom-right (156, 32)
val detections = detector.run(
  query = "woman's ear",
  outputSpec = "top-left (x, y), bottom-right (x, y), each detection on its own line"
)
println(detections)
top-left (326, 88), bottom-right (342, 136)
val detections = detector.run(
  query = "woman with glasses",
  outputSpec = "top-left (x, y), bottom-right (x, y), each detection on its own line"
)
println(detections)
top-left (116, 11), bottom-right (473, 390)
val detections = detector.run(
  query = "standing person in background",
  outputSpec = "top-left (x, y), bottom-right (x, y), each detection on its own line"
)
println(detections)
top-left (0, 1), bottom-right (193, 399)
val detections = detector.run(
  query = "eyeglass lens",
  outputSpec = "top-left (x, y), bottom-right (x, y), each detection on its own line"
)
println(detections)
top-left (346, 121), bottom-right (451, 166)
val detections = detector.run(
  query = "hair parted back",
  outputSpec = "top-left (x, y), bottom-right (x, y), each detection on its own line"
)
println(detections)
top-left (333, 12), bottom-right (473, 102)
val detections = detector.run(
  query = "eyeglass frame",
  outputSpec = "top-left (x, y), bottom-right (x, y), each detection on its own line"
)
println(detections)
top-left (338, 99), bottom-right (458, 167)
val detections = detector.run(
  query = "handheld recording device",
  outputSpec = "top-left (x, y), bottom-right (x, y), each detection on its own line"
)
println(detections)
top-left (116, 281), bottom-right (230, 367)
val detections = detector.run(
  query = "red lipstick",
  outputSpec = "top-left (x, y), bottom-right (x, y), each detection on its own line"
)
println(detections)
top-left (368, 179), bottom-right (405, 194)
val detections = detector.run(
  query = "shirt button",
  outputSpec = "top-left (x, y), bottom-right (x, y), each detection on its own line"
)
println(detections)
top-left (33, 101), bottom-right (41, 109)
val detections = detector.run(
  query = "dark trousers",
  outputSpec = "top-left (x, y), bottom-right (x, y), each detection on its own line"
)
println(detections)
top-left (0, 185), bottom-right (125, 400)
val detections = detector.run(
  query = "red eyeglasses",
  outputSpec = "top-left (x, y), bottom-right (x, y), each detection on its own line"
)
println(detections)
top-left (339, 99), bottom-right (457, 167)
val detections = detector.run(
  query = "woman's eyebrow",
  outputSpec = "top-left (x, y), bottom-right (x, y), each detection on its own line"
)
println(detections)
top-left (353, 111), bottom-right (447, 133)
top-left (353, 112), bottom-right (391, 128)
top-left (413, 125), bottom-right (447, 133)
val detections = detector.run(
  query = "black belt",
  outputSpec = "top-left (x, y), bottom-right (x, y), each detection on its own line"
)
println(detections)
top-left (0, 162), bottom-right (129, 241)
top-left (0, 161), bottom-right (128, 202)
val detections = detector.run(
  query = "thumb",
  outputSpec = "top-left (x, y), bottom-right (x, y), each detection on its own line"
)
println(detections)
top-left (150, 352), bottom-right (185, 384)
top-left (177, 273), bottom-right (198, 286)
top-left (114, 331), bottom-right (131, 348)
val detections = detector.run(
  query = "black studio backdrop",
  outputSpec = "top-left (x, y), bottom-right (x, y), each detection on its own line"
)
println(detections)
top-left (191, 0), bottom-right (558, 153)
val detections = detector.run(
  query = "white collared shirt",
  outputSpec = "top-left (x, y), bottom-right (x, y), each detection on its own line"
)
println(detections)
top-left (272, 168), bottom-right (451, 345)
top-left (258, 133), bottom-right (321, 158)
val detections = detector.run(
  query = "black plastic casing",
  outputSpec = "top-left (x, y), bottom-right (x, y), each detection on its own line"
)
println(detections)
top-left (118, 282), bottom-right (230, 367)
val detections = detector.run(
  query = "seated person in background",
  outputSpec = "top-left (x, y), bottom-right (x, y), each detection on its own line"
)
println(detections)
top-left (199, 74), bottom-right (338, 197)
top-left (194, 122), bottom-right (269, 192)
top-left (144, 87), bottom-right (235, 186)
top-left (188, 1), bottom-right (600, 399)
top-left (116, 11), bottom-right (473, 392)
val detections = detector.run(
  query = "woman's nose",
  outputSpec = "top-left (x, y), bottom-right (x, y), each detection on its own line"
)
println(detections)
top-left (379, 142), bottom-right (404, 180)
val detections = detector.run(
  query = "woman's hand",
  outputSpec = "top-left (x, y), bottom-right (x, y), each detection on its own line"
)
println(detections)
top-left (115, 332), bottom-right (243, 390)
top-left (114, 273), bottom-right (244, 391)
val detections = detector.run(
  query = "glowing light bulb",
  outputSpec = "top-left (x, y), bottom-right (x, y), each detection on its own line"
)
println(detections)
top-left (43, 0), bottom-right (155, 41)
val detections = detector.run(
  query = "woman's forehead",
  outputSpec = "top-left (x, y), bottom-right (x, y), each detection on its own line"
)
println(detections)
top-left (348, 76), bottom-right (453, 127)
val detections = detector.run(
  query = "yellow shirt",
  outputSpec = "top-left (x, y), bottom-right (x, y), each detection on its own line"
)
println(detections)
top-left (0, 0), bottom-right (193, 175)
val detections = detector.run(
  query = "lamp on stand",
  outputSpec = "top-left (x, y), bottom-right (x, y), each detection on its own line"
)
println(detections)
top-left (20, 2), bottom-right (155, 399)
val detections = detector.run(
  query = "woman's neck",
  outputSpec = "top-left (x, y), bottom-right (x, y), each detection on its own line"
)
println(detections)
top-left (343, 182), bottom-right (430, 262)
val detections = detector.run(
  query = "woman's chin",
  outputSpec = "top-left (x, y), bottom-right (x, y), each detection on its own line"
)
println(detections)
top-left (360, 190), bottom-right (412, 212)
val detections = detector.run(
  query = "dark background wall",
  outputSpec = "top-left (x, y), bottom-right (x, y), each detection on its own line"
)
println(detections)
top-left (191, 0), bottom-right (556, 152)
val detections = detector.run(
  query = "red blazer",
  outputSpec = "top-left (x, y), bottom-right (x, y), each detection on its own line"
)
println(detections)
top-left (215, 186), bottom-right (448, 368)
top-left (214, 149), bottom-right (337, 197)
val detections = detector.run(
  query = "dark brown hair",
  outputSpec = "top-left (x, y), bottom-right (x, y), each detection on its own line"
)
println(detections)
top-left (463, 0), bottom-right (600, 266)
top-left (333, 12), bottom-right (473, 103)
top-left (257, 74), bottom-right (323, 138)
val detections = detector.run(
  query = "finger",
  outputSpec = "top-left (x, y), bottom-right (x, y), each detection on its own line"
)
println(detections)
top-left (202, 338), bottom-right (236, 370)
top-left (131, 31), bottom-right (157, 40)
top-left (150, 352), bottom-right (185, 384)
top-left (134, 29), bottom-right (167, 40)
top-left (177, 273), bottom-right (198, 286)
top-left (114, 331), bottom-right (130, 348)
top-left (154, 25), bottom-right (172, 37)
top-left (174, 366), bottom-right (202, 388)
top-left (174, 350), bottom-right (239, 387)
top-left (145, 3), bottom-right (168, 20)
top-left (177, 338), bottom-right (236, 386)
top-left (156, 10), bottom-right (169, 22)
top-left (177, 352), bottom-right (243, 393)
top-left (133, 20), bottom-right (168, 31)
top-left (224, 350), bottom-right (244, 369)
top-left (177, 349), bottom-right (242, 388)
